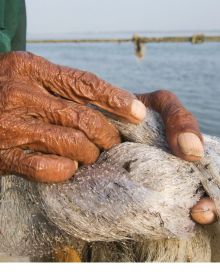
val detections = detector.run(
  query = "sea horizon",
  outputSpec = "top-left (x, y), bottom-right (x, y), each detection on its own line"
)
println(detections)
top-left (27, 29), bottom-right (220, 40)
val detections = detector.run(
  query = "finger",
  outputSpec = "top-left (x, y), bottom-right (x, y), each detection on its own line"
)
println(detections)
top-left (136, 90), bottom-right (204, 161)
top-left (191, 197), bottom-right (218, 225)
top-left (23, 121), bottom-right (100, 165)
top-left (7, 84), bottom-right (121, 149)
top-left (0, 112), bottom-right (100, 165)
top-left (13, 52), bottom-right (146, 124)
top-left (0, 148), bottom-right (78, 183)
top-left (44, 100), bottom-right (121, 149)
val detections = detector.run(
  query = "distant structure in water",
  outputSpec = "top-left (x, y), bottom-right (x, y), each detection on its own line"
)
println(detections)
top-left (27, 34), bottom-right (220, 59)
top-left (132, 33), bottom-right (145, 59)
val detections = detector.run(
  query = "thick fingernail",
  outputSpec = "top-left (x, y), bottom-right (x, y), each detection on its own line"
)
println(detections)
top-left (191, 198), bottom-right (218, 225)
top-left (178, 132), bottom-right (204, 158)
top-left (131, 100), bottom-right (146, 122)
top-left (73, 160), bottom-right (78, 170)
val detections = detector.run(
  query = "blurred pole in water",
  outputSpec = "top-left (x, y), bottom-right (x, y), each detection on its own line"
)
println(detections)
top-left (133, 33), bottom-right (145, 59)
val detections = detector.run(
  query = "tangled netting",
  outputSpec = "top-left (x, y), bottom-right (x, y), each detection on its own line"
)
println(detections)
top-left (0, 109), bottom-right (220, 262)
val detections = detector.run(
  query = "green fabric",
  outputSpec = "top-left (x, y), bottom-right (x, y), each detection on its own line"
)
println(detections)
top-left (0, 0), bottom-right (26, 53)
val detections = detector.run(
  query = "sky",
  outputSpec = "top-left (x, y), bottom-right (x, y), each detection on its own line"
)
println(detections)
top-left (26, 0), bottom-right (220, 37)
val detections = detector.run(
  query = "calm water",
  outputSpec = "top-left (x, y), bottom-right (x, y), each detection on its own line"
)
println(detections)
top-left (27, 41), bottom-right (220, 137)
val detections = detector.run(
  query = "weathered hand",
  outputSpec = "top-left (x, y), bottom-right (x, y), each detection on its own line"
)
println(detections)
top-left (0, 52), bottom-right (214, 224)
top-left (0, 51), bottom-right (204, 184)
top-left (135, 92), bottom-right (217, 225)
top-left (136, 90), bottom-right (204, 162)
top-left (0, 51), bottom-right (146, 182)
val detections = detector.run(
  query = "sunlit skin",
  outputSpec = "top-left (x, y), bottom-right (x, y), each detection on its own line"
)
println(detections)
top-left (191, 197), bottom-right (218, 225)
top-left (0, 51), bottom-right (216, 224)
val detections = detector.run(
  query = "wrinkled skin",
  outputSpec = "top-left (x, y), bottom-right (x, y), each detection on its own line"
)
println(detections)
top-left (0, 51), bottom-right (204, 184)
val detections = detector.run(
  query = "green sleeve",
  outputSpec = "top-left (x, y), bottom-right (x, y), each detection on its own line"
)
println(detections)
top-left (0, 0), bottom-right (26, 53)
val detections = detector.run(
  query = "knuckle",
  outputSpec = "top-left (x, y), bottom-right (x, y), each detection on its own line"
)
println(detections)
top-left (78, 107), bottom-right (103, 130)
top-left (2, 51), bottom-right (34, 75)
top-left (3, 88), bottom-right (18, 101)
top-left (10, 51), bottom-right (32, 62)
top-left (34, 160), bottom-right (45, 172)
top-left (0, 87), bottom-right (25, 109)
top-left (77, 107), bottom-right (120, 148)
top-left (4, 51), bottom-right (26, 66)
top-left (155, 89), bottom-right (177, 100)
top-left (31, 160), bottom-right (48, 180)
top-left (75, 71), bottom-right (105, 99)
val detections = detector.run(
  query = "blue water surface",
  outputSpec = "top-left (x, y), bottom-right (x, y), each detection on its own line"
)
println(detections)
top-left (27, 41), bottom-right (220, 136)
